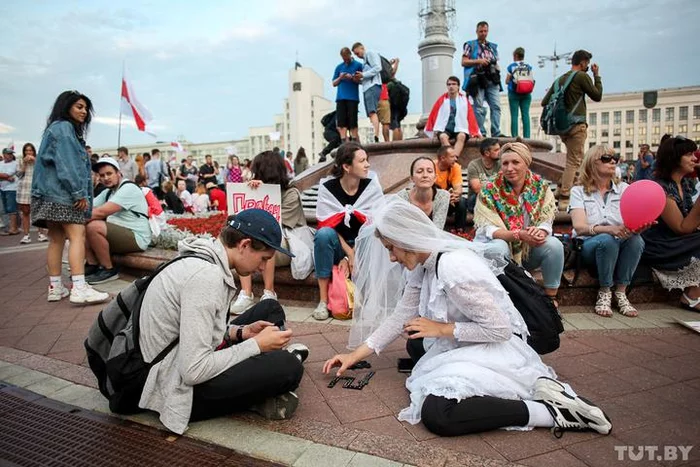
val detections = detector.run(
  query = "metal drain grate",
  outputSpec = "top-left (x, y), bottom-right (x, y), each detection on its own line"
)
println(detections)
top-left (0, 390), bottom-right (282, 467)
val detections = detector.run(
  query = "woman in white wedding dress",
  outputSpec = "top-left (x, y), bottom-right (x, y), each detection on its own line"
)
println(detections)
top-left (324, 197), bottom-right (612, 437)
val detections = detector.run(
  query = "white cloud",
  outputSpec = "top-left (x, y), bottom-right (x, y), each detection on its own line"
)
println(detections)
top-left (0, 122), bottom-right (15, 134)
top-left (93, 116), bottom-right (166, 131)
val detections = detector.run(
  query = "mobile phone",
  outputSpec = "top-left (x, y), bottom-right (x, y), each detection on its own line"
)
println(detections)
top-left (397, 358), bottom-right (414, 374)
top-left (275, 320), bottom-right (286, 331)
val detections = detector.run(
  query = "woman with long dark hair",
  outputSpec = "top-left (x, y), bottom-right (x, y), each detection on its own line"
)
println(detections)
top-left (31, 91), bottom-right (109, 304)
top-left (294, 147), bottom-right (309, 175)
top-left (642, 136), bottom-right (700, 310)
top-left (312, 142), bottom-right (383, 320)
top-left (16, 143), bottom-right (48, 243)
top-left (230, 151), bottom-right (308, 313)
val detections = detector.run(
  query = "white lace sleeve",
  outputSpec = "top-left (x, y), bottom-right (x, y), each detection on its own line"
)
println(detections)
top-left (446, 282), bottom-right (513, 343)
top-left (365, 283), bottom-right (420, 354)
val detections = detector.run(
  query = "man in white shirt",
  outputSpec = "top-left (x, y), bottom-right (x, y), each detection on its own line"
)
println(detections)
top-left (117, 146), bottom-right (138, 181)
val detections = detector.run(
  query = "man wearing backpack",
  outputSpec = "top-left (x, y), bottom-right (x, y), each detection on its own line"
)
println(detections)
top-left (85, 157), bottom-right (152, 284)
top-left (352, 42), bottom-right (382, 143)
top-left (505, 47), bottom-right (535, 138)
top-left (541, 50), bottom-right (603, 210)
top-left (461, 21), bottom-right (504, 137)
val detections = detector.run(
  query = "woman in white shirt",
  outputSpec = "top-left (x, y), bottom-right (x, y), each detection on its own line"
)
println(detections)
top-left (325, 198), bottom-right (612, 438)
top-left (176, 180), bottom-right (194, 212)
top-left (569, 145), bottom-right (645, 318)
top-left (191, 183), bottom-right (211, 213)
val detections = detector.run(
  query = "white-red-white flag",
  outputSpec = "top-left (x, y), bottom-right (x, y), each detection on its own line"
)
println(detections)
top-left (121, 69), bottom-right (153, 133)
top-left (170, 141), bottom-right (185, 153)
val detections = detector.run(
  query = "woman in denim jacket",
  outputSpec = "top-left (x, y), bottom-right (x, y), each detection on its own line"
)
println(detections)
top-left (32, 91), bottom-right (109, 305)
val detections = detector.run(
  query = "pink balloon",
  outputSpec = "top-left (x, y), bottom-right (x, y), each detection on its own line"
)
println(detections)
top-left (620, 180), bottom-right (666, 231)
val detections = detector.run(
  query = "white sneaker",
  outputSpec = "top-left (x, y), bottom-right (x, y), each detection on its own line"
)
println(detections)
top-left (534, 377), bottom-right (613, 436)
top-left (287, 343), bottom-right (310, 363)
top-left (37, 233), bottom-right (48, 242)
top-left (19, 235), bottom-right (31, 244)
top-left (47, 284), bottom-right (70, 302)
top-left (312, 301), bottom-right (329, 320)
top-left (230, 291), bottom-right (255, 314)
top-left (261, 289), bottom-right (278, 301)
top-left (251, 391), bottom-right (299, 420)
top-left (69, 285), bottom-right (110, 305)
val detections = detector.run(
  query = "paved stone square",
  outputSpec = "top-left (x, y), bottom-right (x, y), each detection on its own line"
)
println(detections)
top-left (1, 237), bottom-right (699, 466)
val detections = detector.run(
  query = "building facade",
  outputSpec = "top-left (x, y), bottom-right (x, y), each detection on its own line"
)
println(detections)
top-left (495, 85), bottom-right (700, 160)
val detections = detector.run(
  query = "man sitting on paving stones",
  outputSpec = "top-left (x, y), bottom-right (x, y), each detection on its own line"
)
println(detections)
top-left (136, 209), bottom-right (307, 435)
top-left (84, 157), bottom-right (151, 284)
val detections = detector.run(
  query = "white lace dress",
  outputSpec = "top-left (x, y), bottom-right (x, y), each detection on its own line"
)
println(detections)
top-left (365, 249), bottom-right (556, 426)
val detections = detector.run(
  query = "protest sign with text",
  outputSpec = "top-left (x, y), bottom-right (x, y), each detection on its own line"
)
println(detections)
top-left (226, 183), bottom-right (282, 225)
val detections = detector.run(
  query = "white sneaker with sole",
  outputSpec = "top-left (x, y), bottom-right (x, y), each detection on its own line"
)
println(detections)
top-left (70, 285), bottom-right (110, 305)
top-left (230, 291), bottom-right (255, 314)
top-left (286, 343), bottom-right (310, 363)
top-left (261, 289), bottom-right (278, 301)
top-left (534, 376), bottom-right (612, 436)
top-left (37, 233), bottom-right (48, 242)
top-left (251, 391), bottom-right (299, 420)
top-left (47, 284), bottom-right (70, 302)
top-left (20, 235), bottom-right (31, 244)
top-left (312, 301), bottom-right (329, 320)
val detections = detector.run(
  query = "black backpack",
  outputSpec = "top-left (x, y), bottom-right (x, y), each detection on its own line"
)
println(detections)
top-left (436, 254), bottom-right (563, 354)
top-left (496, 261), bottom-right (564, 354)
top-left (84, 253), bottom-right (211, 414)
top-left (378, 56), bottom-right (393, 84)
top-left (388, 80), bottom-right (410, 121)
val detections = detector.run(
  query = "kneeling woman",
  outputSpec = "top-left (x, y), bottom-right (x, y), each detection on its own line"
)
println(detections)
top-left (324, 198), bottom-right (612, 437)
top-left (312, 142), bottom-right (384, 320)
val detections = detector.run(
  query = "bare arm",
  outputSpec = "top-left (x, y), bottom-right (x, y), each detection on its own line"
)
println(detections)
top-left (468, 178), bottom-right (482, 193)
top-left (659, 196), bottom-right (700, 235)
top-left (91, 201), bottom-right (122, 220)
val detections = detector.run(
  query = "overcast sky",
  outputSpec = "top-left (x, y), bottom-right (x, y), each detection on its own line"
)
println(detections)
top-left (1, 0), bottom-right (698, 150)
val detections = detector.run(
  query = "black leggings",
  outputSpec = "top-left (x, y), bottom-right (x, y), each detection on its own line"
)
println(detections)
top-left (189, 300), bottom-right (304, 422)
top-left (406, 338), bottom-right (530, 436)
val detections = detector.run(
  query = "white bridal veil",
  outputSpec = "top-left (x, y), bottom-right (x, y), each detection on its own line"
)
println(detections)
top-left (348, 195), bottom-right (508, 349)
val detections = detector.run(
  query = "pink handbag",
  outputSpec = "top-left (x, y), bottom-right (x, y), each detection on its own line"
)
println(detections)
top-left (328, 265), bottom-right (354, 320)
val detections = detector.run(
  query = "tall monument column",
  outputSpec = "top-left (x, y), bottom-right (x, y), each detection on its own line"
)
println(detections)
top-left (418, 0), bottom-right (457, 120)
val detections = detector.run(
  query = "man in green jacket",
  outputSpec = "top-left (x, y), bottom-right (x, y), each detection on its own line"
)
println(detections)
top-left (542, 50), bottom-right (603, 210)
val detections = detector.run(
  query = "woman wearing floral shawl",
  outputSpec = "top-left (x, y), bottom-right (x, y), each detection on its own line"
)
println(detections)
top-left (474, 142), bottom-right (564, 306)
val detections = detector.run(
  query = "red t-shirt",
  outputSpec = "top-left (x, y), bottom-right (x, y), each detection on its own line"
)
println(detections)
top-left (380, 83), bottom-right (389, 101)
top-left (209, 188), bottom-right (227, 212)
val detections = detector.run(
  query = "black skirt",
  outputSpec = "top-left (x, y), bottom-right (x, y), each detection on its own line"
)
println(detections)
top-left (642, 223), bottom-right (700, 271)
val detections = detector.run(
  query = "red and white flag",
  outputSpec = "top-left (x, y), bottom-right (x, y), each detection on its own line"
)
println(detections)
top-left (170, 141), bottom-right (185, 153)
top-left (121, 68), bottom-right (153, 133)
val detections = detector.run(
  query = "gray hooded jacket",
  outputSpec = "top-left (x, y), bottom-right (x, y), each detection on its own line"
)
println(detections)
top-left (138, 237), bottom-right (260, 434)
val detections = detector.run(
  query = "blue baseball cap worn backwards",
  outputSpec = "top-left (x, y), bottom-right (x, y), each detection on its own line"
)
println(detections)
top-left (228, 208), bottom-right (294, 257)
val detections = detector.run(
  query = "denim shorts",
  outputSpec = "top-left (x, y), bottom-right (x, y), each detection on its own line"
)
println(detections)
top-left (363, 85), bottom-right (381, 116)
top-left (0, 190), bottom-right (17, 214)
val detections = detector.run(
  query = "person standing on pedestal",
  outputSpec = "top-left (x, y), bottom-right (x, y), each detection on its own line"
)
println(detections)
top-left (541, 50), bottom-right (603, 211)
top-left (332, 48), bottom-right (363, 143)
top-left (461, 21), bottom-right (503, 137)
top-left (352, 42), bottom-right (382, 143)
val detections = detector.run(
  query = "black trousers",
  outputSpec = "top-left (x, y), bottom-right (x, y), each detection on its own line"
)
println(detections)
top-left (407, 338), bottom-right (530, 436)
top-left (189, 300), bottom-right (304, 422)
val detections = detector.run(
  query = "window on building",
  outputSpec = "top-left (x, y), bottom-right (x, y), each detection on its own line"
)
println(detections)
top-left (531, 117), bottom-right (538, 129)
top-left (626, 110), bottom-right (634, 124)
top-left (639, 109), bottom-right (647, 123)
top-left (653, 126), bottom-right (660, 135)
top-left (614, 111), bottom-right (621, 125)
top-left (665, 107), bottom-right (674, 121)
top-left (613, 141), bottom-right (621, 149)
top-left (694, 105), bottom-right (700, 120)
top-left (679, 106), bottom-right (688, 120)
top-left (653, 108), bottom-right (661, 122)
top-left (694, 123), bottom-right (700, 132)
top-left (589, 113), bottom-right (597, 125)
top-left (602, 129), bottom-right (609, 137)
top-left (625, 140), bottom-right (633, 148)
top-left (601, 112), bottom-right (609, 125)
top-left (639, 127), bottom-right (647, 135)
top-left (293, 82), bottom-right (302, 91)
top-left (651, 138), bottom-right (659, 146)
top-left (666, 125), bottom-right (674, 134)
top-left (613, 127), bottom-right (621, 136)
top-left (679, 124), bottom-right (687, 133)
top-left (589, 142), bottom-right (596, 149)
top-left (589, 129), bottom-right (596, 139)
top-left (625, 128), bottom-right (634, 137)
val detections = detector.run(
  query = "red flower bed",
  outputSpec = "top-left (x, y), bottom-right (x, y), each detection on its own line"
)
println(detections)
top-left (167, 212), bottom-right (227, 237)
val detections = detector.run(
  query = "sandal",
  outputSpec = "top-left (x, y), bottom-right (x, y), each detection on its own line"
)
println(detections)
top-left (594, 288), bottom-right (613, 317)
top-left (681, 293), bottom-right (700, 312)
top-left (613, 291), bottom-right (638, 317)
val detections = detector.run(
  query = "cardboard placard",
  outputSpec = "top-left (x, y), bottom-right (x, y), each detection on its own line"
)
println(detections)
top-left (226, 183), bottom-right (282, 225)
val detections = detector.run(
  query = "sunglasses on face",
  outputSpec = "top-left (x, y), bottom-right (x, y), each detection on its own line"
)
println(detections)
top-left (599, 154), bottom-right (620, 164)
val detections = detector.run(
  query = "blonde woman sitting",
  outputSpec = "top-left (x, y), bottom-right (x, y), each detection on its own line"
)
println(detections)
top-left (569, 145), bottom-right (645, 317)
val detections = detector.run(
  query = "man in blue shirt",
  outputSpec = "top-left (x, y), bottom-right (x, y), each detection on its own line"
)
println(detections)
top-left (85, 157), bottom-right (151, 284)
top-left (634, 144), bottom-right (655, 181)
top-left (332, 47), bottom-right (363, 142)
top-left (352, 42), bottom-right (382, 143)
